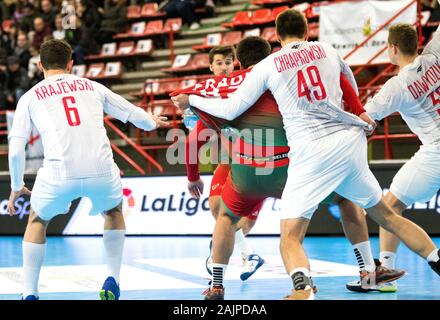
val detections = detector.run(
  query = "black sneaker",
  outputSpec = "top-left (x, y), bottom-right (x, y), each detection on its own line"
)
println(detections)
top-left (204, 285), bottom-right (224, 300)
top-left (346, 259), bottom-right (405, 293)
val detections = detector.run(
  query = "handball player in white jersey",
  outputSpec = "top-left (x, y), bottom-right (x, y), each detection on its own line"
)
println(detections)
top-left (7, 39), bottom-right (168, 300)
top-left (172, 9), bottom-right (440, 300)
top-left (360, 21), bottom-right (440, 285)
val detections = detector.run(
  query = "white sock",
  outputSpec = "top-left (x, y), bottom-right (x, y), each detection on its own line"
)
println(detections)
top-left (353, 241), bottom-right (376, 273)
top-left (22, 241), bottom-right (46, 298)
top-left (380, 251), bottom-right (396, 269)
top-left (427, 249), bottom-right (440, 263)
top-left (211, 263), bottom-right (227, 288)
top-left (103, 229), bottom-right (125, 283)
top-left (235, 229), bottom-right (253, 259)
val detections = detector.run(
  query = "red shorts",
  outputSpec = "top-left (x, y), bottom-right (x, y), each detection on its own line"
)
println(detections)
top-left (209, 164), bottom-right (230, 197)
top-left (221, 175), bottom-right (264, 221)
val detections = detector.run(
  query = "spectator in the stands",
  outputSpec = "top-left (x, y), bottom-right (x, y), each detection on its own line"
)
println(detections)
top-left (97, 0), bottom-right (128, 44)
top-left (32, 16), bottom-right (52, 50)
top-left (6, 23), bottom-right (19, 50)
top-left (52, 13), bottom-right (66, 40)
top-left (0, 1), bottom-right (11, 21)
top-left (12, 0), bottom-right (26, 24)
top-left (20, 3), bottom-right (41, 33)
top-left (161, 0), bottom-right (201, 30)
top-left (4, 55), bottom-right (30, 109)
top-left (0, 24), bottom-right (12, 54)
top-left (74, 0), bottom-right (101, 63)
top-left (0, 57), bottom-right (7, 110)
top-left (12, 33), bottom-right (31, 68)
top-left (28, 46), bottom-right (43, 86)
top-left (40, 0), bottom-right (59, 29)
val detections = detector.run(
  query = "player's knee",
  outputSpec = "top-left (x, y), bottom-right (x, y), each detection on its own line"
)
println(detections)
top-left (27, 209), bottom-right (50, 228)
top-left (104, 202), bottom-right (123, 216)
top-left (367, 199), bottom-right (398, 229)
top-left (384, 191), bottom-right (406, 215)
top-left (218, 210), bottom-right (239, 225)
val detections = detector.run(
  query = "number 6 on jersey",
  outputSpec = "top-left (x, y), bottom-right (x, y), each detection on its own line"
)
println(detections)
top-left (62, 96), bottom-right (81, 126)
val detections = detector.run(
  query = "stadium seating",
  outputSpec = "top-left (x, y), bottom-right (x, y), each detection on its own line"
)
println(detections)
top-left (72, 65), bottom-right (87, 78)
top-left (85, 62), bottom-right (123, 80)
top-left (113, 18), bottom-right (182, 40)
top-left (127, 5), bottom-right (141, 19)
top-left (85, 40), bottom-right (153, 61)
top-left (222, 11), bottom-right (253, 28)
top-left (141, 3), bottom-right (166, 18)
top-left (161, 53), bottom-right (210, 74)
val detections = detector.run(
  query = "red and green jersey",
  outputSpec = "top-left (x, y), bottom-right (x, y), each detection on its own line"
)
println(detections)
top-left (172, 68), bottom-right (289, 169)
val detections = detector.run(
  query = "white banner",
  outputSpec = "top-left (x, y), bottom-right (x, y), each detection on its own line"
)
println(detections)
top-left (319, 0), bottom-right (417, 66)
top-left (62, 175), bottom-right (283, 235)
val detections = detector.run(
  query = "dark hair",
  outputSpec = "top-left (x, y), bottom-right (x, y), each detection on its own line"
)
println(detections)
top-left (388, 23), bottom-right (418, 56)
top-left (236, 36), bottom-right (271, 69)
top-left (276, 9), bottom-right (307, 41)
top-left (208, 45), bottom-right (236, 64)
top-left (40, 39), bottom-right (73, 70)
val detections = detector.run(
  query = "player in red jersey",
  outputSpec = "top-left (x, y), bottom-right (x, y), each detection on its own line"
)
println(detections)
top-left (184, 45), bottom-right (266, 281)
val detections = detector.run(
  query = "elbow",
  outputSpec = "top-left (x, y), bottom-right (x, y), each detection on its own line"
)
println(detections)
top-left (8, 151), bottom-right (20, 165)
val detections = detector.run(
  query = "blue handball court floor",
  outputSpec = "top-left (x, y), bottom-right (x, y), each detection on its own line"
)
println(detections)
top-left (0, 236), bottom-right (439, 300)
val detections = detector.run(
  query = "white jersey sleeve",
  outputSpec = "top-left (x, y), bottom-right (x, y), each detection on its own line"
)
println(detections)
top-left (8, 92), bottom-right (33, 140)
top-left (322, 42), bottom-right (359, 95)
top-left (189, 63), bottom-right (268, 120)
top-left (422, 24), bottom-right (440, 58)
top-left (8, 136), bottom-right (27, 191)
top-left (95, 82), bottom-right (157, 130)
top-left (364, 78), bottom-right (402, 121)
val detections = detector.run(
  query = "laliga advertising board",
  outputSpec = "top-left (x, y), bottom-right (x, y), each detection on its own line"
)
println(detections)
top-left (62, 175), bottom-right (284, 235)
top-left (1, 166), bottom-right (440, 235)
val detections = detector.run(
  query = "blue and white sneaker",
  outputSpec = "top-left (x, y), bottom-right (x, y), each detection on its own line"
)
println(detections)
top-left (206, 240), bottom-right (213, 276)
top-left (240, 254), bottom-right (265, 281)
top-left (99, 276), bottom-right (120, 300)
top-left (22, 295), bottom-right (39, 300)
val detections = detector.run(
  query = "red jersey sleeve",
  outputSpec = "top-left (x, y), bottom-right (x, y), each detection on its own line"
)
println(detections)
top-left (340, 73), bottom-right (366, 116)
top-left (185, 120), bottom-right (210, 182)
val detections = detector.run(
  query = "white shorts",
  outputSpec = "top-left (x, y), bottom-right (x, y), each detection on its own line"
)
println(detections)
top-left (280, 127), bottom-right (382, 220)
top-left (390, 144), bottom-right (440, 206)
top-left (31, 165), bottom-right (123, 221)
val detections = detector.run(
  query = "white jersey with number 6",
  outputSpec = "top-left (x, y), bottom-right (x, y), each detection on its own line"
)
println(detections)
top-left (8, 73), bottom-right (138, 180)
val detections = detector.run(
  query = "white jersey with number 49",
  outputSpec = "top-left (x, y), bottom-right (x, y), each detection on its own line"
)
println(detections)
top-left (189, 40), bottom-right (369, 149)
top-left (365, 26), bottom-right (440, 146)
top-left (8, 73), bottom-right (138, 180)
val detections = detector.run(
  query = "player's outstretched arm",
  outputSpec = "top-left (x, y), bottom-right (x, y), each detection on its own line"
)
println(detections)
top-left (172, 65), bottom-right (267, 120)
top-left (8, 136), bottom-right (32, 216)
top-left (99, 82), bottom-right (169, 130)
